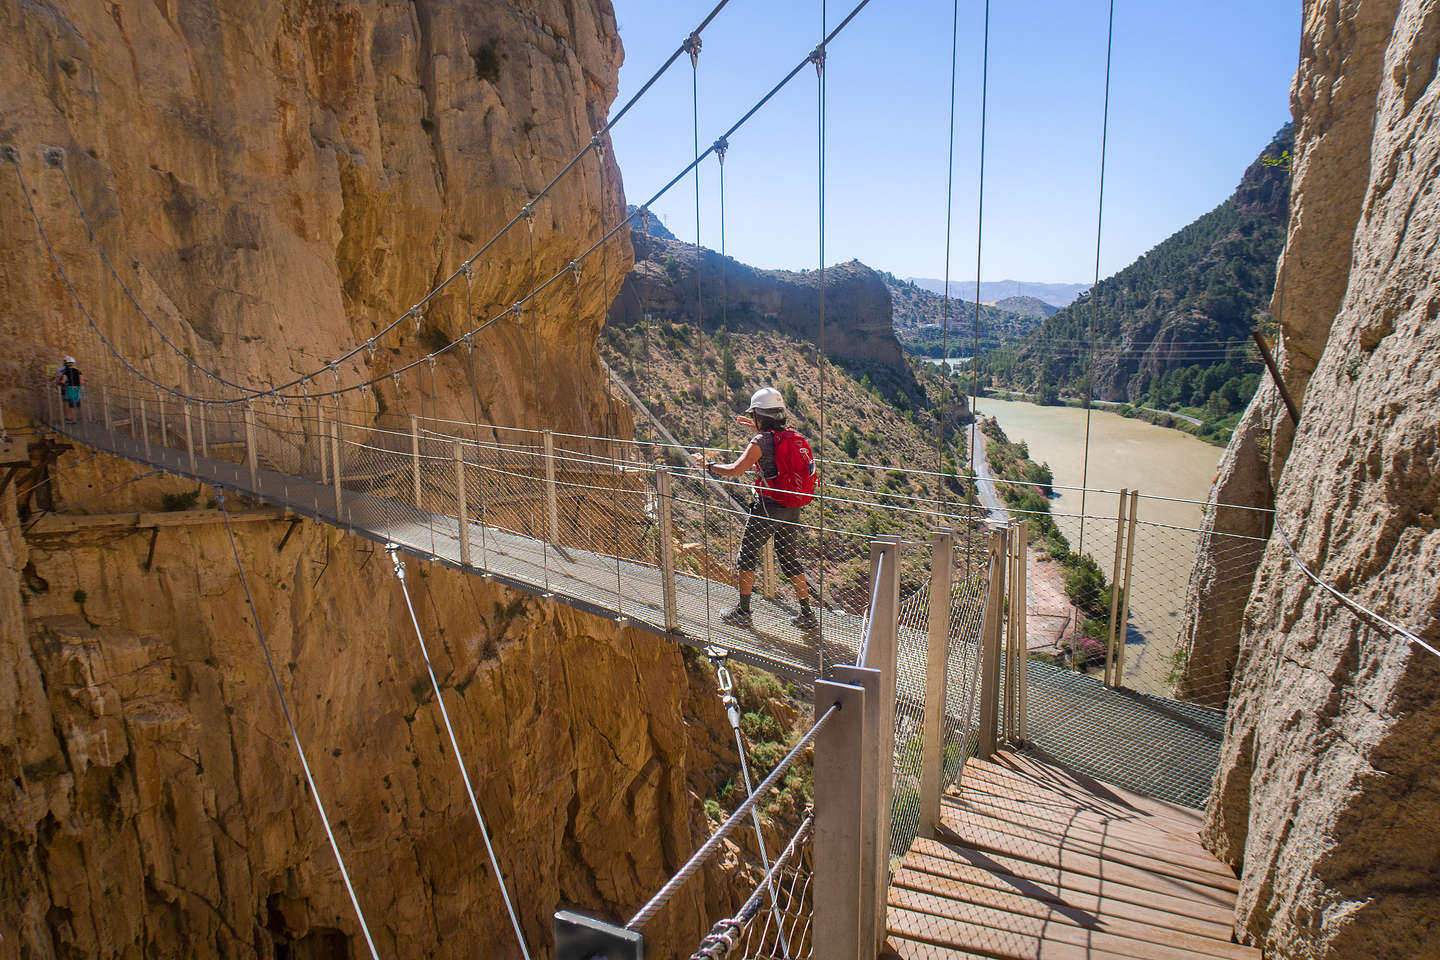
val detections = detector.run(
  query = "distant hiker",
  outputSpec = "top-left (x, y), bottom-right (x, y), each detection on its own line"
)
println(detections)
top-left (56, 356), bottom-right (83, 424)
top-left (693, 386), bottom-right (819, 633)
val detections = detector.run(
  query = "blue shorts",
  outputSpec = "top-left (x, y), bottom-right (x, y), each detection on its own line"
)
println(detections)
top-left (62, 386), bottom-right (82, 405)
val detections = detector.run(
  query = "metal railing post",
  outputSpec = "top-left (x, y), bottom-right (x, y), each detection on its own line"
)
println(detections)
top-left (1016, 520), bottom-right (1029, 743)
top-left (655, 467), bottom-right (679, 632)
top-left (976, 527), bottom-right (1007, 761)
top-left (833, 664), bottom-right (882, 954)
top-left (126, 393), bottom-right (135, 440)
top-left (812, 679), bottom-right (868, 960)
top-left (102, 385), bottom-right (112, 435)
top-left (139, 396), bottom-right (151, 459)
top-left (455, 441), bottom-right (470, 568)
top-left (329, 418), bottom-right (342, 517)
top-left (198, 403), bottom-right (207, 459)
top-left (156, 391), bottom-right (166, 447)
top-left (1115, 490), bottom-right (1139, 683)
top-left (543, 429), bottom-right (560, 545)
top-left (761, 540), bottom-right (779, 600)
top-left (861, 536), bottom-right (900, 936)
top-left (184, 402), bottom-right (196, 474)
top-left (410, 414), bottom-right (422, 510)
top-left (244, 403), bottom-right (258, 490)
top-left (1006, 521), bottom-right (1023, 743)
top-left (919, 528), bottom-right (955, 839)
top-left (1105, 488), bottom-right (1129, 686)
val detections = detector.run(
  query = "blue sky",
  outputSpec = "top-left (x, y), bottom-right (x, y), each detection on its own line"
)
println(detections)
top-left (607, 0), bottom-right (1300, 283)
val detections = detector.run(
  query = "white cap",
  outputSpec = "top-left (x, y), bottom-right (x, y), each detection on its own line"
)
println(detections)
top-left (63, 356), bottom-right (75, 364)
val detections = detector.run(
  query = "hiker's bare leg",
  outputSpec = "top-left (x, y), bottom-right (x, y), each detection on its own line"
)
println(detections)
top-left (791, 573), bottom-right (808, 604)
top-left (738, 570), bottom-right (756, 597)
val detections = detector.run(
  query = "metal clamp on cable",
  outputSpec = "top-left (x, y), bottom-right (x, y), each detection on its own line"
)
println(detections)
top-left (683, 31), bottom-right (702, 66)
top-left (809, 43), bottom-right (826, 74)
top-left (386, 542), bottom-right (404, 581)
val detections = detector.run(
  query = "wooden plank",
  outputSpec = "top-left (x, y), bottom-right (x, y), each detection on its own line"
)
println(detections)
top-left (891, 905), bottom-right (1184, 960)
top-left (942, 789), bottom-right (1208, 857)
top-left (898, 850), bottom-right (1234, 937)
top-left (26, 509), bottom-right (290, 534)
top-left (961, 760), bottom-right (1205, 840)
top-left (993, 754), bottom-right (1207, 830)
top-left (883, 935), bottom-right (993, 960)
top-left (890, 868), bottom-right (1251, 959)
top-left (889, 889), bottom-right (1258, 960)
top-left (938, 808), bottom-right (1240, 896)
top-left (910, 836), bottom-right (1235, 911)
top-left (941, 801), bottom-right (1234, 878)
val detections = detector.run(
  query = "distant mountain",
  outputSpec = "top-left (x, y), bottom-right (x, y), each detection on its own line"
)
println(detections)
top-left (980, 124), bottom-right (1293, 430)
top-left (609, 231), bottom-right (923, 406)
top-left (879, 273), bottom-right (1046, 357)
top-left (906, 278), bottom-right (1090, 308)
top-left (992, 296), bottom-right (1058, 320)
top-left (626, 204), bottom-right (677, 241)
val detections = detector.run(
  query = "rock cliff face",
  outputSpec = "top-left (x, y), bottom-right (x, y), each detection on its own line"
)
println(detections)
top-left (2, 456), bottom-right (740, 958)
top-left (610, 230), bottom-right (923, 404)
top-left (0, 0), bottom-right (631, 434)
top-left (1194, 1), bottom-right (1440, 957)
top-left (0, 2), bottom-right (755, 957)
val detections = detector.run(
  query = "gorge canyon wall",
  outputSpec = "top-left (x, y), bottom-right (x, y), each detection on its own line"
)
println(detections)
top-left (0, 1), bottom-right (750, 956)
top-left (1187, 1), bottom-right (1440, 957)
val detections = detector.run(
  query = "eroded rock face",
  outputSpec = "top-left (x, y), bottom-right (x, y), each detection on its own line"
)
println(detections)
top-left (1, 455), bottom-right (741, 958)
top-left (0, 0), bottom-right (631, 435)
top-left (1200, 1), bottom-right (1440, 957)
top-left (1178, 0), bottom-right (1397, 703)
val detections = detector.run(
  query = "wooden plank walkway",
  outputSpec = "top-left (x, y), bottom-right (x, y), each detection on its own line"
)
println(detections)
top-left (885, 752), bottom-right (1256, 960)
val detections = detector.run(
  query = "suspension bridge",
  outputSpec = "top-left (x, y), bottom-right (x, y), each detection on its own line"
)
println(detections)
top-left (11, 0), bottom-right (1428, 954)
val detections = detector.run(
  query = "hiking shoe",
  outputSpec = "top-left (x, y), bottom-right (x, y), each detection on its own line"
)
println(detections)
top-left (719, 606), bottom-right (753, 628)
top-left (791, 609), bottom-right (820, 634)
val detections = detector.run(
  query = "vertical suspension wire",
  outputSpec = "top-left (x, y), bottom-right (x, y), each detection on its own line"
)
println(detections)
top-left (938, 0), bottom-right (961, 527)
top-left (689, 36), bottom-right (715, 638)
top-left (1078, 0), bottom-right (1116, 557)
top-left (524, 219), bottom-right (552, 592)
top-left (599, 138), bottom-right (625, 614)
top-left (815, 0), bottom-right (828, 648)
top-left (389, 551), bottom-right (532, 960)
top-left (969, 0), bottom-right (991, 577)
top-left (215, 491), bottom-right (381, 960)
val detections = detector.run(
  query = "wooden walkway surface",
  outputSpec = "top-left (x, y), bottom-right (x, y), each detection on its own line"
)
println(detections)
top-left (885, 751), bottom-right (1256, 960)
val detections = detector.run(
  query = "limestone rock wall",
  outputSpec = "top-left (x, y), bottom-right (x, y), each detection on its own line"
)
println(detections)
top-left (0, 0), bottom-right (632, 435)
top-left (1198, 1), bottom-right (1440, 957)
top-left (1, 455), bottom-right (740, 958)
top-left (1179, 0), bottom-right (1398, 702)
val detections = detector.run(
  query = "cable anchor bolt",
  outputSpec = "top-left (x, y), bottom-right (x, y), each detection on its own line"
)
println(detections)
top-left (385, 542), bottom-right (405, 580)
top-left (43, 147), bottom-right (65, 167)
top-left (0, 145), bottom-right (18, 164)
top-left (682, 32), bottom-right (702, 68)
top-left (809, 44), bottom-right (826, 75)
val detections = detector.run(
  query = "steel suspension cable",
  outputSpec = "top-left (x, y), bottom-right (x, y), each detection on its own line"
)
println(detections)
top-left (387, 548), bottom-right (533, 958)
top-left (968, 0), bottom-right (991, 578)
top-left (215, 490), bottom-right (380, 960)
top-left (35, 1), bottom-right (738, 403)
top-left (1078, 0), bottom-right (1117, 557)
top-left (938, 0), bottom-right (961, 521)
top-left (689, 34), bottom-right (715, 639)
top-left (815, 0), bottom-right (829, 646)
top-left (11, 0), bottom-right (878, 408)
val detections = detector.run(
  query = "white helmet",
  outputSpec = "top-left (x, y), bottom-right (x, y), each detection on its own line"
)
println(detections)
top-left (63, 355), bottom-right (75, 364)
top-left (748, 386), bottom-right (785, 415)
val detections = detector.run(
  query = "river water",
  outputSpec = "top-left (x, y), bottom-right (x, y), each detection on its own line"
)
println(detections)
top-left (975, 397), bottom-right (1225, 694)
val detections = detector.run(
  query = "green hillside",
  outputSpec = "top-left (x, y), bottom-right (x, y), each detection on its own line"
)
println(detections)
top-left (979, 125), bottom-right (1293, 441)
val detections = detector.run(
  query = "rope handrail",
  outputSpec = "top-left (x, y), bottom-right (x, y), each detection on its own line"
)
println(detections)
top-left (30, 0), bottom-right (738, 404)
top-left (1275, 525), bottom-right (1439, 659)
top-left (689, 812), bottom-right (814, 959)
top-left (625, 702), bottom-right (840, 930)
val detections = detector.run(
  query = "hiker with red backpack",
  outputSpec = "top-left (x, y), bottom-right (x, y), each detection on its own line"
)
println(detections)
top-left (692, 386), bottom-right (819, 634)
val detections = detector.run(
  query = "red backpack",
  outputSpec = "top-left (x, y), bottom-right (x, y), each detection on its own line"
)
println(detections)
top-left (758, 428), bottom-right (817, 507)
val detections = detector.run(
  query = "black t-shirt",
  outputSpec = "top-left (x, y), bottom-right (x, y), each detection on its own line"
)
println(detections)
top-left (60, 367), bottom-right (81, 386)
